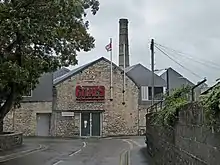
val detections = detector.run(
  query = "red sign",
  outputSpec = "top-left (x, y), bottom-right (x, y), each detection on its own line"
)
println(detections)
top-left (75, 85), bottom-right (105, 101)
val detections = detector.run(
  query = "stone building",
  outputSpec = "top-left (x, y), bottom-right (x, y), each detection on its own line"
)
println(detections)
top-left (4, 18), bottom-right (166, 137)
top-left (52, 57), bottom-right (139, 137)
top-left (4, 57), bottom-right (139, 137)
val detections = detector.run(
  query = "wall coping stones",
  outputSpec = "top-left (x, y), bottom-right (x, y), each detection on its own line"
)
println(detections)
top-left (0, 132), bottom-right (23, 151)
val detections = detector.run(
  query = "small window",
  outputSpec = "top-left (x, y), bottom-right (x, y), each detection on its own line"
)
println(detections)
top-left (141, 86), bottom-right (148, 101)
top-left (148, 87), bottom-right (163, 100)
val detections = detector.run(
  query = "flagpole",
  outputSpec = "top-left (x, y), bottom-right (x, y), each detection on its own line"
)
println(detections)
top-left (110, 38), bottom-right (113, 101)
top-left (122, 44), bottom-right (126, 104)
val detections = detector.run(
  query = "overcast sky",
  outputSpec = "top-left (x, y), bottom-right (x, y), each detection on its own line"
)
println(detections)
top-left (71, 0), bottom-right (220, 86)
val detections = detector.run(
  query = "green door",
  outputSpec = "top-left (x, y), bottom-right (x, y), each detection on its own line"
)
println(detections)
top-left (81, 112), bottom-right (90, 136)
top-left (92, 113), bottom-right (101, 136)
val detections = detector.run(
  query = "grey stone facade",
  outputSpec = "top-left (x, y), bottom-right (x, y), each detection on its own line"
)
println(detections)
top-left (51, 112), bottom-right (80, 137)
top-left (53, 59), bottom-right (139, 137)
top-left (4, 102), bottom-right (52, 136)
top-left (4, 59), bottom-right (139, 137)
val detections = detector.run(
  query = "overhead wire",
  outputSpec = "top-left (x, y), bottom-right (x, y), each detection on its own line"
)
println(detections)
top-left (154, 45), bottom-right (203, 79)
top-left (155, 44), bottom-right (220, 71)
top-left (155, 42), bottom-right (220, 69)
top-left (158, 48), bottom-right (209, 78)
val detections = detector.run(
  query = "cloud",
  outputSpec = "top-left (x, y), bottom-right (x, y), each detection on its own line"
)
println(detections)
top-left (72, 0), bottom-right (220, 85)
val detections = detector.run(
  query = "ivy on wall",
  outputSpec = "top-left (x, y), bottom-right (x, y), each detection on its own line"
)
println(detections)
top-left (200, 84), bottom-right (220, 127)
top-left (153, 85), bottom-right (191, 127)
top-left (152, 83), bottom-right (220, 129)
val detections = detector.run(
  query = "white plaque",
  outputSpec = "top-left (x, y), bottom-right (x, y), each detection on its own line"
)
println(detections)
top-left (62, 112), bottom-right (74, 116)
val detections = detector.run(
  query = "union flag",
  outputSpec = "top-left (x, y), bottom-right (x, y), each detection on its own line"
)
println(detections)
top-left (105, 42), bottom-right (112, 52)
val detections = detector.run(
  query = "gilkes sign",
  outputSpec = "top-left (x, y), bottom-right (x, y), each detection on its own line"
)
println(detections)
top-left (75, 85), bottom-right (105, 101)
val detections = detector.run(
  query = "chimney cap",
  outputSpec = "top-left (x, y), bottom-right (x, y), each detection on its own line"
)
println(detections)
top-left (119, 18), bottom-right (128, 24)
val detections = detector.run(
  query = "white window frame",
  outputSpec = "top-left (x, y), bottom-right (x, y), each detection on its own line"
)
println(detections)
top-left (141, 86), bottom-right (164, 101)
top-left (163, 87), bottom-right (166, 94)
top-left (141, 86), bottom-right (148, 101)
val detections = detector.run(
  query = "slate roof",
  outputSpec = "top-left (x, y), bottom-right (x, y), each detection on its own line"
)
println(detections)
top-left (53, 62), bottom-right (93, 85)
top-left (53, 57), bottom-right (167, 87)
top-left (160, 67), bottom-right (195, 86)
top-left (124, 64), bottom-right (139, 72)
top-left (53, 57), bottom-right (138, 86)
top-left (53, 68), bottom-right (70, 80)
top-left (155, 69), bottom-right (167, 76)
top-left (125, 63), bottom-right (167, 87)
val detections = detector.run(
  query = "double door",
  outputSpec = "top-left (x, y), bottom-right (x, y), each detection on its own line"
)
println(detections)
top-left (81, 112), bottom-right (101, 136)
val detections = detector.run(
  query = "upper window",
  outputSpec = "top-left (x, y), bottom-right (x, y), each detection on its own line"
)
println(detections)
top-left (141, 86), bottom-right (148, 101)
top-left (148, 87), bottom-right (164, 100)
top-left (141, 86), bottom-right (164, 101)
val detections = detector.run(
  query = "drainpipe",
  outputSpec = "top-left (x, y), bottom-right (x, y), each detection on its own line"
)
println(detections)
top-left (191, 78), bottom-right (207, 101)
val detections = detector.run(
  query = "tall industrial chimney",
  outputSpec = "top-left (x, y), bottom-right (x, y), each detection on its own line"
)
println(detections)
top-left (119, 18), bottom-right (130, 68)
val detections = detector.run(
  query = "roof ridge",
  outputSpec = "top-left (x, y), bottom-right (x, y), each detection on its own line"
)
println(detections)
top-left (53, 56), bottom-right (139, 87)
top-left (53, 57), bottom-right (108, 85)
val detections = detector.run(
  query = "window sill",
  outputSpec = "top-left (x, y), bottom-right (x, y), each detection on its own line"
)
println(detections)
top-left (141, 99), bottom-right (163, 101)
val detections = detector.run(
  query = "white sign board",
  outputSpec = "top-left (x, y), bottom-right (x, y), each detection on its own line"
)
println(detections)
top-left (62, 112), bottom-right (74, 117)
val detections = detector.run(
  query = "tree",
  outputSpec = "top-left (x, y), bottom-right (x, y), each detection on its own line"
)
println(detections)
top-left (0, 0), bottom-right (99, 133)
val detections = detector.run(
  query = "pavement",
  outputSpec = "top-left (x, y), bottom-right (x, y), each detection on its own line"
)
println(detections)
top-left (0, 142), bottom-right (45, 162)
top-left (0, 136), bottom-right (154, 165)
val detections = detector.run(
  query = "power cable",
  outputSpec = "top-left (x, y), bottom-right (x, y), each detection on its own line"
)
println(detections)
top-left (154, 45), bottom-right (203, 79)
top-left (159, 47), bottom-right (210, 78)
top-left (155, 42), bottom-right (220, 68)
top-left (155, 44), bottom-right (220, 70)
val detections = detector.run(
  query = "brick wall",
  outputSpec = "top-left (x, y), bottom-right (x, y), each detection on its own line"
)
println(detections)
top-left (146, 103), bottom-right (220, 165)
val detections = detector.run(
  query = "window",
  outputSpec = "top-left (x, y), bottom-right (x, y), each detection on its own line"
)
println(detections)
top-left (141, 86), bottom-right (148, 101)
top-left (141, 86), bottom-right (164, 101)
top-left (148, 87), bottom-right (163, 100)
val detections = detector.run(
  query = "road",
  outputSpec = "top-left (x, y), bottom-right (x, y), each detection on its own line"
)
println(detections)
top-left (0, 137), bottom-right (153, 165)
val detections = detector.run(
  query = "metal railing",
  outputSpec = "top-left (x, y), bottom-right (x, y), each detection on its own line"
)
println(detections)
top-left (146, 79), bottom-right (207, 114)
top-left (146, 100), bottom-right (165, 114)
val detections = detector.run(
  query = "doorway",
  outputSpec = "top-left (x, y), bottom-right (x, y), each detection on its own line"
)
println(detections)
top-left (81, 112), bottom-right (90, 136)
top-left (92, 112), bottom-right (101, 136)
top-left (36, 113), bottom-right (51, 136)
top-left (80, 112), bottom-right (101, 137)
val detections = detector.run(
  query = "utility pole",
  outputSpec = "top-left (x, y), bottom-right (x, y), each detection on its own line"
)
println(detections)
top-left (150, 39), bottom-right (155, 106)
top-left (166, 69), bottom-right (169, 96)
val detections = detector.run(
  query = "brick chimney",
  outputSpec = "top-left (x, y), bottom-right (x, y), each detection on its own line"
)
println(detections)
top-left (119, 18), bottom-right (130, 68)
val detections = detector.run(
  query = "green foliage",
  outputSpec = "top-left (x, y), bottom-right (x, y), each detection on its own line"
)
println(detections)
top-left (200, 84), bottom-right (220, 127)
top-left (152, 81), bottom-right (220, 129)
top-left (0, 0), bottom-right (99, 116)
top-left (153, 85), bottom-right (191, 127)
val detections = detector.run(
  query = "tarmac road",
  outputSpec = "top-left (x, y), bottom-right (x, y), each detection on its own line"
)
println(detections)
top-left (0, 136), bottom-right (153, 165)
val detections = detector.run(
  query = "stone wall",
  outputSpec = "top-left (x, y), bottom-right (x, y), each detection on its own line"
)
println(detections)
top-left (0, 133), bottom-right (23, 151)
top-left (138, 105), bottom-right (148, 135)
top-left (55, 59), bottom-right (139, 136)
top-left (146, 103), bottom-right (220, 165)
top-left (52, 111), bottom-right (80, 137)
top-left (4, 102), bottom-right (52, 136)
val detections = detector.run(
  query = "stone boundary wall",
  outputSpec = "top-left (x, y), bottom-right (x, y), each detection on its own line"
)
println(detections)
top-left (145, 103), bottom-right (220, 165)
top-left (0, 133), bottom-right (23, 151)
